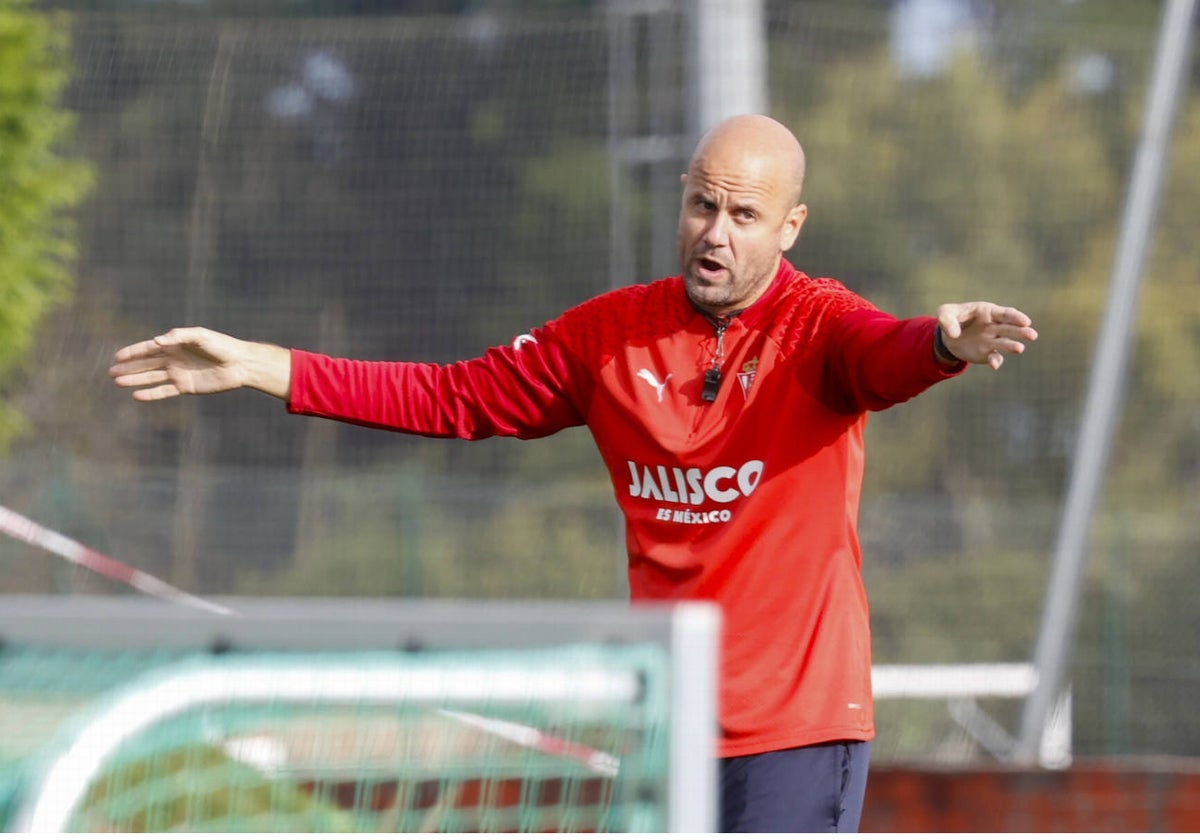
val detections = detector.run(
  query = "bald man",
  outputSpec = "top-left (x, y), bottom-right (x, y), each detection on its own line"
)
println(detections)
top-left (112, 115), bottom-right (1036, 832)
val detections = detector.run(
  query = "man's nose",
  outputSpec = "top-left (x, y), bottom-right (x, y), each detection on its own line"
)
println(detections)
top-left (703, 213), bottom-right (730, 247)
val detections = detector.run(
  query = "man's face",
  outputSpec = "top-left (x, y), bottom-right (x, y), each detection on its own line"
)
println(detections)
top-left (677, 148), bottom-right (806, 316)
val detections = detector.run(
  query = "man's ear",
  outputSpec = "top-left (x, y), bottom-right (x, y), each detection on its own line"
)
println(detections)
top-left (680, 173), bottom-right (688, 186)
top-left (780, 203), bottom-right (808, 251)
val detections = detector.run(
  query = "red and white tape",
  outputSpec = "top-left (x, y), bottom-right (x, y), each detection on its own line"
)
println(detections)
top-left (439, 708), bottom-right (620, 776)
top-left (0, 502), bottom-right (232, 616)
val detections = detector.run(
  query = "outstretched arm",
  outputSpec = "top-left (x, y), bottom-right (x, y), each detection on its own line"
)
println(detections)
top-left (110, 327), bottom-right (292, 401)
top-left (935, 302), bottom-right (1038, 370)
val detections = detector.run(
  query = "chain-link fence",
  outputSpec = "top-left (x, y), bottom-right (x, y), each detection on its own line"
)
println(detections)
top-left (2, 0), bottom-right (1197, 764)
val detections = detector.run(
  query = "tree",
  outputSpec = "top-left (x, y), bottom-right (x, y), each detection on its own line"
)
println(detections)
top-left (0, 0), bottom-right (92, 450)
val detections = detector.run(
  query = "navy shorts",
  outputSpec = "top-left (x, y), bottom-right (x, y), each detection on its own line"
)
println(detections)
top-left (719, 740), bottom-right (871, 833)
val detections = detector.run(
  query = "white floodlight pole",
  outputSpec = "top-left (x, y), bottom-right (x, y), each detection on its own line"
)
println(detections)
top-left (690, 0), bottom-right (767, 141)
top-left (1015, 0), bottom-right (1197, 765)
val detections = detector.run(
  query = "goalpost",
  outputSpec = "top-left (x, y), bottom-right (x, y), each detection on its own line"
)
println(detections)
top-left (0, 596), bottom-right (719, 833)
top-left (874, 662), bottom-right (1072, 769)
top-left (0, 595), bottom-right (1075, 832)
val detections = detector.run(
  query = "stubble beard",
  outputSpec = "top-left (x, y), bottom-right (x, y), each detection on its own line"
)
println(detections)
top-left (683, 263), bottom-right (774, 316)
top-left (684, 273), bottom-right (737, 313)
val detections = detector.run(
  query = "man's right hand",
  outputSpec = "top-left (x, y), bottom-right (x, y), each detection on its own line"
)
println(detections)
top-left (110, 327), bottom-right (292, 401)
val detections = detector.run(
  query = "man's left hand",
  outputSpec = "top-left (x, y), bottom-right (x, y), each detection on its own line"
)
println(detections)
top-left (936, 302), bottom-right (1038, 370)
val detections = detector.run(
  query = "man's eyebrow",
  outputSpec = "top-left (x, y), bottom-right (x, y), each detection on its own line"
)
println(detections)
top-left (731, 198), bottom-right (762, 213)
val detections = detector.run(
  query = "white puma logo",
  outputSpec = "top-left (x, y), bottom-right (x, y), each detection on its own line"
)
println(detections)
top-left (512, 333), bottom-right (537, 351)
top-left (636, 368), bottom-right (672, 402)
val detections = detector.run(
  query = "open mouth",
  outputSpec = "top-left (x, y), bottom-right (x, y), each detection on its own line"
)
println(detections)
top-left (694, 257), bottom-right (727, 279)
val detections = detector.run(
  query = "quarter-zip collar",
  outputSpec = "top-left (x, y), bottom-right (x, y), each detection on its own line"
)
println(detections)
top-left (734, 258), bottom-right (799, 331)
top-left (680, 259), bottom-right (800, 402)
top-left (684, 258), bottom-right (798, 328)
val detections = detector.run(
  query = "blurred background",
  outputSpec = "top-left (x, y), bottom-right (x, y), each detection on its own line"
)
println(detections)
top-left (0, 0), bottom-right (1197, 782)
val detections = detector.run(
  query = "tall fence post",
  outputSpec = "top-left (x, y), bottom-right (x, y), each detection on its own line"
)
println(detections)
top-left (1015, 0), bottom-right (1197, 765)
top-left (689, 0), bottom-right (766, 140)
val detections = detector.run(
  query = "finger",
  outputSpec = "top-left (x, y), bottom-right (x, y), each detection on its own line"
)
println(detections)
top-left (109, 356), bottom-right (169, 378)
top-left (112, 369), bottom-right (173, 389)
top-left (990, 305), bottom-right (1034, 328)
top-left (989, 351), bottom-right (1004, 370)
top-left (113, 339), bottom-right (168, 363)
top-left (994, 338), bottom-right (1027, 356)
top-left (155, 326), bottom-right (211, 349)
top-left (992, 324), bottom-right (1038, 345)
top-left (131, 383), bottom-right (183, 401)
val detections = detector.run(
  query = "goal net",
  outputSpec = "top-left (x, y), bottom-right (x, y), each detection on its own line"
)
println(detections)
top-left (0, 597), bottom-right (718, 833)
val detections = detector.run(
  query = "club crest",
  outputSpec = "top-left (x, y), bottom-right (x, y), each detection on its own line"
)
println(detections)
top-left (737, 357), bottom-right (758, 397)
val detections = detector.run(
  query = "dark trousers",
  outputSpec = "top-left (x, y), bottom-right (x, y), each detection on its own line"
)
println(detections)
top-left (719, 740), bottom-right (871, 833)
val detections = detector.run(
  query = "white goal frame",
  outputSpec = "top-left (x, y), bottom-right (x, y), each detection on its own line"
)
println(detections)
top-left (873, 662), bottom-right (1072, 769)
top-left (0, 596), bottom-right (719, 833)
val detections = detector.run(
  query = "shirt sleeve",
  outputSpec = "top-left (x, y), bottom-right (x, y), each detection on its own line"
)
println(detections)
top-left (822, 308), bottom-right (965, 413)
top-left (286, 325), bottom-right (593, 440)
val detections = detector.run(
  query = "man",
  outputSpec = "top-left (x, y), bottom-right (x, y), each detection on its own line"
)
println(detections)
top-left (111, 114), bottom-right (1037, 832)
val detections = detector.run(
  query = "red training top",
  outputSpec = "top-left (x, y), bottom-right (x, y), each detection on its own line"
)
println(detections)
top-left (287, 260), bottom-right (963, 757)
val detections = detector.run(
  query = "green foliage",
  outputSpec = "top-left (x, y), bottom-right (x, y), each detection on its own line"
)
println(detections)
top-left (782, 48), bottom-right (1117, 499)
top-left (867, 547), bottom-right (1046, 664)
top-left (417, 484), bottom-right (620, 598)
top-left (0, 0), bottom-right (91, 450)
top-left (1072, 507), bottom-right (1200, 757)
top-left (237, 458), bottom-right (621, 599)
top-left (1112, 99), bottom-right (1200, 495)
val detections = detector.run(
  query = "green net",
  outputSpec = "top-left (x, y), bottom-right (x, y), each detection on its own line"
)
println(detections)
top-left (3, 645), bottom-right (672, 832)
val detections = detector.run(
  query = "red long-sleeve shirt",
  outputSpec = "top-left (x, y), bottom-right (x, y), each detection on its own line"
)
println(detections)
top-left (288, 260), bottom-right (963, 757)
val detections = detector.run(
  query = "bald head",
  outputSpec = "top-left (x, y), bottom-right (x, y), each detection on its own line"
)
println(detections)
top-left (677, 115), bottom-right (810, 315)
top-left (689, 114), bottom-right (806, 206)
